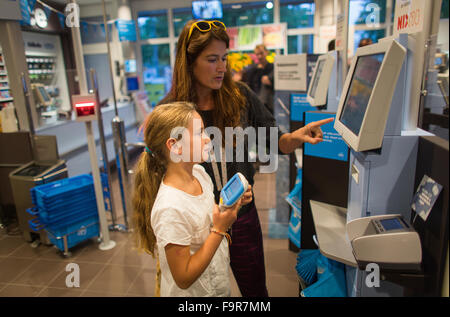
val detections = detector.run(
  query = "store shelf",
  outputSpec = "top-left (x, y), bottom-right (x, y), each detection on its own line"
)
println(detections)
top-left (0, 98), bottom-right (14, 103)
top-left (310, 200), bottom-right (357, 267)
top-left (0, 86), bottom-right (10, 90)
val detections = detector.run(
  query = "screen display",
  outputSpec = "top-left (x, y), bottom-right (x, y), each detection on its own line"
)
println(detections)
top-left (379, 218), bottom-right (404, 231)
top-left (125, 59), bottom-right (137, 73)
top-left (76, 105), bottom-right (95, 117)
top-left (309, 59), bottom-right (325, 98)
top-left (192, 0), bottom-right (223, 19)
top-left (339, 53), bottom-right (385, 136)
top-left (225, 178), bottom-right (241, 200)
top-left (126, 77), bottom-right (139, 91)
top-left (38, 86), bottom-right (51, 102)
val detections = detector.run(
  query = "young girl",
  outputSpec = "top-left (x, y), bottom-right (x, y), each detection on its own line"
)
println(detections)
top-left (132, 102), bottom-right (251, 297)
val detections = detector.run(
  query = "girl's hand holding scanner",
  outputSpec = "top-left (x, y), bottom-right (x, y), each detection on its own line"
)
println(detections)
top-left (219, 173), bottom-right (250, 211)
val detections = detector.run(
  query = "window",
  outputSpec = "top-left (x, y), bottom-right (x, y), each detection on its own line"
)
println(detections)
top-left (288, 34), bottom-right (314, 54)
top-left (141, 44), bottom-right (171, 106)
top-left (441, 0), bottom-right (449, 19)
top-left (138, 10), bottom-right (169, 39)
top-left (349, 0), bottom-right (386, 25)
top-left (352, 29), bottom-right (386, 53)
top-left (280, 0), bottom-right (315, 29)
top-left (349, 0), bottom-right (387, 54)
top-left (173, 7), bottom-right (193, 37)
top-left (80, 16), bottom-right (112, 44)
top-left (222, 2), bottom-right (273, 27)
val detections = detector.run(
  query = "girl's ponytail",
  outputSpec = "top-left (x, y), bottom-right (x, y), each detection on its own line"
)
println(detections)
top-left (132, 102), bottom-right (195, 256)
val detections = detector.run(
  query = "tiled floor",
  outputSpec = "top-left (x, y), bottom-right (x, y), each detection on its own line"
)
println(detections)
top-left (0, 162), bottom-right (299, 297)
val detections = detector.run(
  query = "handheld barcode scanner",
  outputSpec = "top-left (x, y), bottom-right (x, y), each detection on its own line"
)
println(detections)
top-left (219, 173), bottom-right (249, 211)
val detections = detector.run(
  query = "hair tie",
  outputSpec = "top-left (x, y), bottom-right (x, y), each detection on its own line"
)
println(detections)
top-left (144, 146), bottom-right (154, 157)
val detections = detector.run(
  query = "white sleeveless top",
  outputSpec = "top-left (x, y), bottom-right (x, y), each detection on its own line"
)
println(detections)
top-left (151, 164), bottom-right (230, 297)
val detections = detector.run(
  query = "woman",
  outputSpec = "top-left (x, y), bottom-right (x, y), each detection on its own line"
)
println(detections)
top-left (158, 20), bottom-right (332, 297)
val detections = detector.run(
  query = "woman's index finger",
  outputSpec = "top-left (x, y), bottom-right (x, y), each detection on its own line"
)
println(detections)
top-left (308, 117), bottom-right (334, 128)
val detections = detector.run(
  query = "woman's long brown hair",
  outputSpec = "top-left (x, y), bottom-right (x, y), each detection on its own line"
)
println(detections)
top-left (132, 102), bottom-right (195, 256)
top-left (159, 19), bottom-right (246, 136)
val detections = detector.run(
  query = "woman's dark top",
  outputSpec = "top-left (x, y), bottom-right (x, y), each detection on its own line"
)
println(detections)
top-left (197, 82), bottom-right (286, 217)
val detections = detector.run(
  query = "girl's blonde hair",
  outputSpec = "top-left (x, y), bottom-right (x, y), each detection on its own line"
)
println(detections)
top-left (132, 102), bottom-right (196, 256)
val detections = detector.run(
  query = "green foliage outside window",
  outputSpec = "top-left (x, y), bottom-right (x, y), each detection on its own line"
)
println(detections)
top-left (441, 0), bottom-right (449, 19)
top-left (173, 8), bottom-right (193, 37)
top-left (138, 10), bottom-right (169, 39)
top-left (280, 1), bottom-right (315, 29)
top-left (221, 2), bottom-right (273, 27)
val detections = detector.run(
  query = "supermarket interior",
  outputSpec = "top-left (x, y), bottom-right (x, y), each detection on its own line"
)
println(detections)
top-left (0, 0), bottom-right (448, 299)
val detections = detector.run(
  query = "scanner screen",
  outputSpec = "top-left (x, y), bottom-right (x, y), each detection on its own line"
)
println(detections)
top-left (225, 179), bottom-right (241, 199)
top-left (380, 218), bottom-right (403, 231)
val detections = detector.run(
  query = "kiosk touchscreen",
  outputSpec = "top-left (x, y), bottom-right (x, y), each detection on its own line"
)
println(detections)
top-left (307, 52), bottom-right (335, 106)
top-left (334, 39), bottom-right (406, 152)
top-left (32, 84), bottom-right (53, 107)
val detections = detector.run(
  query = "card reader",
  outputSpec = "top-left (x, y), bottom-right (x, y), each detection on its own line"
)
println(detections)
top-left (219, 173), bottom-right (248, 211)
top-left (347, 214), bottom-right (422, 272)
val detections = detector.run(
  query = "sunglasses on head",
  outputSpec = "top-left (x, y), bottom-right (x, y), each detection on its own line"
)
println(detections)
top-left (187, 20), bottom-right (226, 41)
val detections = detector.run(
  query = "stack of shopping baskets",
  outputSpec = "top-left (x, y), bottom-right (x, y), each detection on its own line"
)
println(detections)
top-left (26, 174), bottom-right (101, 256)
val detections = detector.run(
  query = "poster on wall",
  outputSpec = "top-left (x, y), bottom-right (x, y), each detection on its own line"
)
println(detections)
top-left (262, 24), bottom-right (286, 50)
top-left (290, 93), bottom-right (315, 121)
top-left (335, 14), bottom-right (345, 51)
top-left (304, 112), bottom-right (349, 162)
top-left (274, 54), bottom-right (307, 91)
top-left (393, 0), bottom-right (426, 37)
top-left (227, 23), bottom-right (286, 51)
top-left (227, 27), bottom-right (239, 51)
top-left (318, 25), bottom-right (336, 53)
top-left (116, 20), bottom-right (137, 42)
top-left (237, 26), bottom-right (263, 51)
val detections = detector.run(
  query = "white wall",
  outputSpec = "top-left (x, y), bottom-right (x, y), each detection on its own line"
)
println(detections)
top-left (437, 19), bottom-right (449, 52)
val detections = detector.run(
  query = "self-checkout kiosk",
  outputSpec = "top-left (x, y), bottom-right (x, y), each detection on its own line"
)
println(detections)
top-left (305, 50), bottom-right (343, 112)
top-left (307, 53), bottom-right (335, 108)
top-left (309, 35), bottom-right (431, 297)
top-left (299, 51), bottom-right (348, 251)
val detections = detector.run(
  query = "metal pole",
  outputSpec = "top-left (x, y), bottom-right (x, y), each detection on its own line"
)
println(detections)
top-left (20, 73), bottom-right (35, 135)
top-left (102, 0), bottom-right (132, 230)
top-left (89, 69), bottom-right (127, 232)
top-left (86, 120), bottom-right (116, 250)
top-left (112, 117), bottom-right (131, 230)
top-left (70, 0), bottom-right (115, 251)
top-left (101, 0), bottom-right (119, 116)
